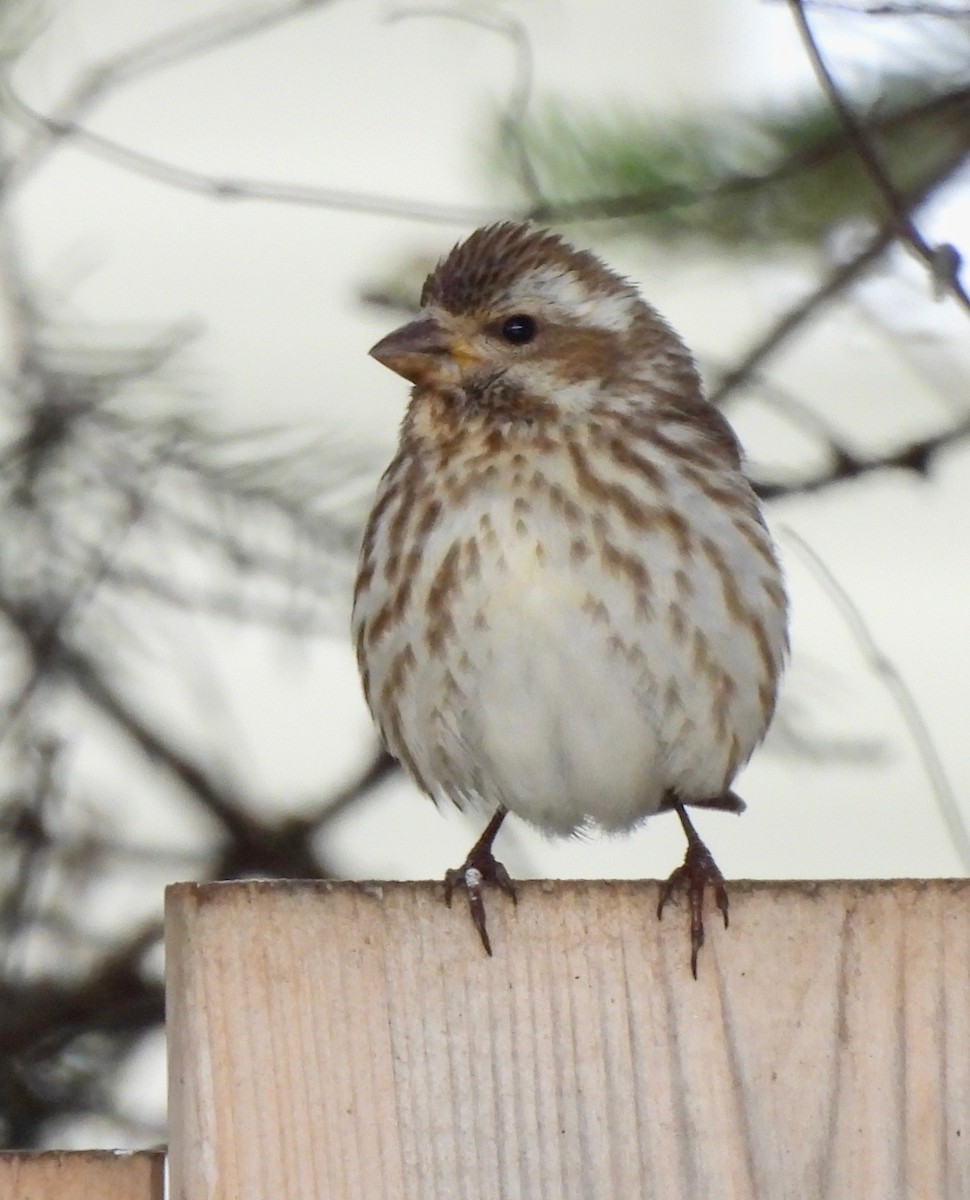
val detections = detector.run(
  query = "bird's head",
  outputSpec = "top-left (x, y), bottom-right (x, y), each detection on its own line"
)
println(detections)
top-left (369, 222), bottom-right (698, 420)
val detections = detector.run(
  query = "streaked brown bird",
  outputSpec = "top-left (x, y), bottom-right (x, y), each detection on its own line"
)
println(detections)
top-left (353, 223), bottom-right (788, 974)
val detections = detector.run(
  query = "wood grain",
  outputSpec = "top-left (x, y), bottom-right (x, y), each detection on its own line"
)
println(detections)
top-left (0, 1149), bottom-right (164, 1199)
top-left (166, 879), bottom-right (970, 1200)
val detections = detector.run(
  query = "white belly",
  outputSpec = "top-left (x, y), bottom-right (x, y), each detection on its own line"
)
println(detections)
top-left (443, 562), bottom-right (666, 833)
top-left (356, 477), bottom-right (784, 835)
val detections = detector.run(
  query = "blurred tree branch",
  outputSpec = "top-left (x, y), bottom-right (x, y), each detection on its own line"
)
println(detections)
top-left (0, 0), bottom-right (967, 1152)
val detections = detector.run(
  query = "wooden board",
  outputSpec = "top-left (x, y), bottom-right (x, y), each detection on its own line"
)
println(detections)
top-left (0, 1150), bottom-right (164, 1199)
top-left (166, 878), bottom-right (970, 1199)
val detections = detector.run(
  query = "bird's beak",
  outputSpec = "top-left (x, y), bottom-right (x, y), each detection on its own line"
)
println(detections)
top-left (369, 316), bottom-right (478, 385)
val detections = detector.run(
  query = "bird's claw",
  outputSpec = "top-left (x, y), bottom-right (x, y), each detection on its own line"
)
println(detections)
top-left (444, 850), bottom-right (516, 957)
top-left (657, 838), bottom-right (729, 978)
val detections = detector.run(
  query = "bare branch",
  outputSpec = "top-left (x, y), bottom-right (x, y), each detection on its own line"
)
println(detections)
top-left (1, 83), bottom-right (504, 225)
top-left (709, 222), bottom-right (897, 406)
top-left (753, 412), bottom-right (970, 499)
top-left (709, 139), bottom-right (970, 407)
top-left (788, 0), bottom-right (970, 312)
top-left (388, 6), bottom-right (545, 207)
top-left (782, 526), bottom-right (970, 872)
top-left (794, 1), bottom-right (970, 17)
top-left (3, 0), bottom-right (339, 187)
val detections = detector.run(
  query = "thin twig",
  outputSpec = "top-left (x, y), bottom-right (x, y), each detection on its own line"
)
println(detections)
top-left (752, 412), bottom-right (970, 499)
top-left (709, 144), bottom-right (970, 406)
top-left (2, 0), bottom-right (339, 188)
top-left (1, 85), bottom-right (505, 224)
top-left (388, 6), bottom-right (546, 208)
top-left (709, 223), bottom-right (896, 405)
top-left (788, 0), bottom-right (970, 312)
top-left (781, 526), bottom-right (970, 873)
top-left (792, 1), bottom-right (970, 17)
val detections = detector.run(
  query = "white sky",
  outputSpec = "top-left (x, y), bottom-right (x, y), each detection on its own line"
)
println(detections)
top-left (6, 0), bottom-right (970, 910)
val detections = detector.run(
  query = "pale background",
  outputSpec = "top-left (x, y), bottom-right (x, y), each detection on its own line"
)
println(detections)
top-left (3, 0), bottom-right (969, 1142)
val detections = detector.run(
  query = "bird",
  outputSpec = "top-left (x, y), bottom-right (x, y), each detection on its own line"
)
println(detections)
top-left (352, 222), bottom-right (788, 975)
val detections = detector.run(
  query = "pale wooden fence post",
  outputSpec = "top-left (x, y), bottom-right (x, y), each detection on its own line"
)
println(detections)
top-left (0, 1149), bottom-right (164, 1199)
top-left (165, 878), bottom-right (970, 1200)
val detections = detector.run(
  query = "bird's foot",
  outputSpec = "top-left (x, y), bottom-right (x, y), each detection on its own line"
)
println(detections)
top-left (657, 835), bottom-right (729, 978)
top-left (443, 841), bottom-right (516, 957)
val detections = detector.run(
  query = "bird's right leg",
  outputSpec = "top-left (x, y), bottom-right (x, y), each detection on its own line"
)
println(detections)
top-left (443, 807), bottom-right (516, 956)
top-left (657, 800), bottom-right (731, 977)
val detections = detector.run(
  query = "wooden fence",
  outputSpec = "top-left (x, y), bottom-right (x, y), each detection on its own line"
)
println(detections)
top-left (3, 878), bottom-right (969, 1198)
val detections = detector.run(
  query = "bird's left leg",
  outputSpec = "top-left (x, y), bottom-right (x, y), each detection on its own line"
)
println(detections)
top-left (443, 807), bottom-right (516, 956)
top-left (657, 798), bottom-right (731, 977)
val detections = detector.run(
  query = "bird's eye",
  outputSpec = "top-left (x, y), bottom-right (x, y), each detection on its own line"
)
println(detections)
top-left (500, 314), bottom-right (537, 345)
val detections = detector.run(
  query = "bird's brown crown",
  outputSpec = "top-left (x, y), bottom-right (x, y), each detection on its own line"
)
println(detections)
top-left (420, 222), bottom-right (638, 316)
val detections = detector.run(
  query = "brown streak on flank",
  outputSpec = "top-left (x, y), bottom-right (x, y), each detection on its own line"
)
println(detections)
top-left (473, 609), bottom-right (489, 631)
top-left (668, 603), bottom-right (687, 644)
top-left (607, 634), bottom-right (647, 668)
top-left (568, 440), bottom-right (653, 530)
top-left (701, 534), bottom-right (746, 623)
top-left (513, 497), bottom-right (531, 515)
top-left (599, 541), bottom-right (653, 616)
top-left (657, 508), bottom-right (692, 557)
top-left (354, 560), bottom-right (375, 597)
top-left (711, 672), bottom-right (736, 738)
top-left (515, 518), bottom-right (528, 537)
top-left (379, 644), bottom-right (417, 711)
top-left (648, 426), bottom-right (728, 474)
top-left (427, 544), bottom-right (462, 619)
top-left (535, 542), bottom-right (547, 564)
top-left (358, 465), bottom-right (400, 563)
top-left (601, 540), bottom-right (650, 589)
top-left (606, 436), bottom-right (665, 490)
top-left (748, 612), bottom-right (778, 684)
top-left (762, 577), bottom-right (787, 611)
top-left (442, 474), bottom-right (470, 506)
top-left (759, 679), bottom-right (777, 723)
top-left (382, 550), bottom-right (400, 583)
top-left (385, 461), bottom-right (425, 554)
top-left (691, 626), bottom-right (713, 678)
top-left (736, 517), bottom-right (781, 571)
top-left (464, 537), bottom-right (482, 579)
top-left (653, 391), bottom-right (741, 465)
top-left (388, 574), bottom-right (413, 627)
top-left (366, 602), bottom-right (395, 648)
top-left (546, 481), bottom-right (584, 526)
top-left (426, 613), bottom-right (457, 657)
top-left (425, 543), bottom-right (463, 656)
top-left (664, 678), bottom-right (681, 713)
top-left (726, 733), bottom-right (743, 779)
top-left (582, 594), bottom-right (610, 624)
top-left (674, 567), bottom-right (693, 600)
top-left (634, 594), bottom-right (653, 621)
top-left (479, 513), bottom-right (499, 552)
top-left (570, 537), bottom-right (591, 565)
top-left (681, 462), bottom-right (747, 511)
top-left (416, 498), bottom-right (443, 539)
